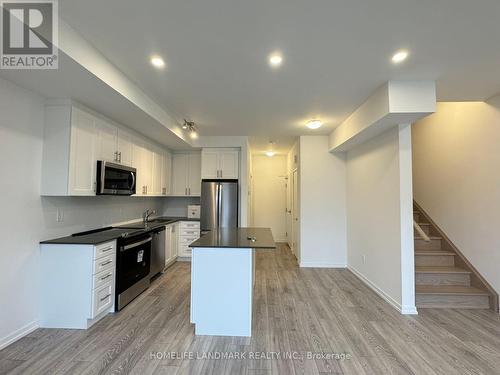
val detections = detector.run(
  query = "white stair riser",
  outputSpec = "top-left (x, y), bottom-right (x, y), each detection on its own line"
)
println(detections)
top-left (416, 272), bottom-right (470, 286)
top-left (416, 294), bottom-right (489, 309)
top-left (415, 254), bottom-right (455, 267)
top-left (415, 238), bottom-right (442, 250)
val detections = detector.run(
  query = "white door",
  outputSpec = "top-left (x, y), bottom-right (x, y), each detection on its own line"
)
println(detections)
top-left (161, 151), bottom-right (172, 195)
top-left (132, 140), bottom-right (145, 194)
top-left (291, 169), bottom-right (299, 260)
top-left (172, 153), bottom-right (188, 195)
top-left (286, 173), bottom-right (292, 248)
top-left (95, 118), bottom-right (117, 163)
top-left (201, 150), bottom-right (219, 179)
top-left (142, 144), bottom-right (154, 195)
top-left (151, 147), bottom-right (163, 195)
top-left (68, 108), bottom-right (97, 195)
top-left (164, 226), bottom-right (172, 266)
top-left (117, 128), bottom-right (133, 166)
top-left (188, 153), bottom-right (202, 196)
top-left (219, 150), bottom-right (239, 179)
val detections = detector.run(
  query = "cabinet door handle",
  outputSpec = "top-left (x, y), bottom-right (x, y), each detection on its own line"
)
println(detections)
top-left (101, 247), bottom-right (113, 253)
top-left (188, 187), bottom-right (191, 195)
top-left (100, 273), bottom-right (112, 281)
top-left (100, 260), bottom-right (112, 266)
top-left (114, 151), bottom-right (117, 161)
top-left (100, 294), bottom-right (111, 302)
top-left (185, 187), bottom-right (187, 195)
top-left (118, 152), bottom-right (122, 163)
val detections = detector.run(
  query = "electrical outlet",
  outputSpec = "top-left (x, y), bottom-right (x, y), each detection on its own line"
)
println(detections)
top-left (56, 209), bottom-right (64, 222)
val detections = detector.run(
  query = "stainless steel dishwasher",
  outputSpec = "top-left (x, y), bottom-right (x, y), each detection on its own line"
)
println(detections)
top-left (150, 226), bottom-right (166, 279)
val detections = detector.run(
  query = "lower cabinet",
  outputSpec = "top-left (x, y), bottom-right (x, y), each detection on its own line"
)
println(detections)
top-left (177, 221), bottom-right (200, 258)
top-left (40, 240), bottom-right (117, 329)
top-left (164, 224), bottom-right (178, 268)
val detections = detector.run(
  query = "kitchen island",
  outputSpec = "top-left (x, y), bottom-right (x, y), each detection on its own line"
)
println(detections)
top-left (189, 228), bottom-right (275, 337)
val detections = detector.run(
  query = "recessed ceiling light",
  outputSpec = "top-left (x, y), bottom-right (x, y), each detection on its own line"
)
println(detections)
top-left (306, 120), bottom-right (322, 129)
top-left (150, 56), bottom-right (165, 68)
top-left (266, 151), bottom-right (276, 157)
top-left (391, 50), bottom-right (408, 64)
top-left (269, 53), bottom-right (283, 67)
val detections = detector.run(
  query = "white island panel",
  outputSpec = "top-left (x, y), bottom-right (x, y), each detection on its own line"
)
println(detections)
top-left (190, 247), bottom-right (253, 337)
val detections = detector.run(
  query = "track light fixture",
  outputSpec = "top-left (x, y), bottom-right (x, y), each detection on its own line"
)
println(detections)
top-left (183, 119), bottom-right (198, 139)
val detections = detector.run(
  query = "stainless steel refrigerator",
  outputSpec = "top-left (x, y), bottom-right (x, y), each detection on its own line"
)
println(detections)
top-left (200, 179), bottom-right (238, 231)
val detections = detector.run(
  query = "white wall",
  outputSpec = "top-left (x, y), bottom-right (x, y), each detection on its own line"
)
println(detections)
top-left (412, 101), bottom-right (500, 305)
top-left (299, 136), bottom-right (347, 267)
top-left (346, 125), bottom-right (416, 314)
top-left (0, 77), bottom-right (164, 349)
top-left (162, 197), bottom-right (200, 217)
top-left (251, 155), bottom-right (287, 241)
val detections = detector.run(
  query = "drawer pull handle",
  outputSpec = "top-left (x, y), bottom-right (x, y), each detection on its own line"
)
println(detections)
top-left (101, 247), bottom-right (113, 252)
top-left (100, 260), bottom-right (112, 266)
top-left (100, 294), bottom-right (111, 302)
top-left (100, 273), bottom-right (112, 281)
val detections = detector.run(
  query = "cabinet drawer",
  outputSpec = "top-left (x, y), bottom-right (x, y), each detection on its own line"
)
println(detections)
top-left (180, 221), bottom-right (200, 229)
top-left (93, 253), bottom-right (115, 275)
top-left (91, 282), bottom-right (113, 318)
top-left (178, 245), bottom-right (192, 256)
top-left (93, 268), bottom-right (115, 290)
top-left (94, 241), bottom-right (116, 260)
top-left (179, 236), bottom-right (198, 246)
top-left (179, 228), bottom-right (200, 237)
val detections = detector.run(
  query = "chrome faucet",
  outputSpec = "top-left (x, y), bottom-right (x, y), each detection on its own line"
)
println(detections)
top-left (143, 209), bottom-right (156, 224)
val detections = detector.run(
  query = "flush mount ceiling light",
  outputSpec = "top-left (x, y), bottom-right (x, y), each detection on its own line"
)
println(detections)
top-left (150, 55), bottom-right (166, 68)
top-left (306, 119), bottom-right (322, 129)
top-left (391, 50), bottom-right (409, 64)
top-left (266, 141), bottom-right (276, 157)
top-left (268, 53), bottom-right (283, 67)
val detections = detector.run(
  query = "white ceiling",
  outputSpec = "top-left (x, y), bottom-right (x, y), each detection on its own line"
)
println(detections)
top-left (57, 0), bottom-right (500, 143)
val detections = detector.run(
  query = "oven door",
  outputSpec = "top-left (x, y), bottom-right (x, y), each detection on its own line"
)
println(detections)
top-left (116, 235), bottom-right (152, 294)
top-left (97, 161), bottom-right (136, 195)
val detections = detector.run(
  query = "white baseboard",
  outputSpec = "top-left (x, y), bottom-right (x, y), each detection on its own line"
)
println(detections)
top-left (348, 265), bottom-right (418, 315)
top-left (300, 261), bottom-right (347, 268)
top-left (0, 320), bottom-right (39, 351)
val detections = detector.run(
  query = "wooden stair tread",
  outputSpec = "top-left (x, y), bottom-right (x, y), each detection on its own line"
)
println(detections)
top-left (416, 266), bottom-right (470, 274)
top-left (415, 250), bottom-right (455, 256)
top-left (416, 285), bottom-right (489, 296)
top-left (415, 236), bottom-right (441, 240)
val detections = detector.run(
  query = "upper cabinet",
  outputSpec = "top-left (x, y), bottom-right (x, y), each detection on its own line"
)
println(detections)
top-left (171, 152), bottom-right (201, 196)
top-left (95, 118), bottom-right (133, 166)
top-left (201, 148), bottom-right (239, 180)
top-left (41, 102), bottom-right (173, 197)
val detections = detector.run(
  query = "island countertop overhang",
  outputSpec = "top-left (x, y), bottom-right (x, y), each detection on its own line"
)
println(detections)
top-left (189, 227), bottom-right (276, 249)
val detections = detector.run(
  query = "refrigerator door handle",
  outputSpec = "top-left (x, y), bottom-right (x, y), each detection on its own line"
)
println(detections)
top-left (218, 183), bottom-right (223, 228)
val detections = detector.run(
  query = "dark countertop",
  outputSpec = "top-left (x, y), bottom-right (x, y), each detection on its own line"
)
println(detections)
top-left (40, 217), bottom-right (199, 245)
top-left (189, 228), bottom-right (276, 249)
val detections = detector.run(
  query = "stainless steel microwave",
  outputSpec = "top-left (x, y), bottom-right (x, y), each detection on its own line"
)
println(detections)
top-left (96, 161), bottom-right (136, 195)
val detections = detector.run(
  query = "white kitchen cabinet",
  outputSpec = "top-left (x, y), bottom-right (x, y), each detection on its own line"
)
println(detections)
top-left (177, 221), bottom-right (200, 258)
top-left (41, 101), bottom-right (174, 197)
top-left (68, 108), bottom-right (98, 195)
top-left (95, 118), bottom-right (134, 166)
top-left (151, 146), bottom-right (163, 196)
top-left (117, 128), bottom-right (133, 166)
top-left (133, 140), bottom-right (154, 196)
top-left (164, 224), bottom-right (178, 268)
top-left (40, 240), bottom-right (117, 329)
top-left (161, 151), bottom-right (172, 195)
top-left (201, 148), bottom-right (239, 180)
top-left (171, 152), bottom-right (201, 196)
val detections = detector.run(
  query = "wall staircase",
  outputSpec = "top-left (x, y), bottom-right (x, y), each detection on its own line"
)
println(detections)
top-left (413, 202), bottom-right (498, 310)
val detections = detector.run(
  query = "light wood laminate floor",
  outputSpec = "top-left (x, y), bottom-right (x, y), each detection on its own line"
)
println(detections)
top-left (1, 244), bottom-right (500, 374)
